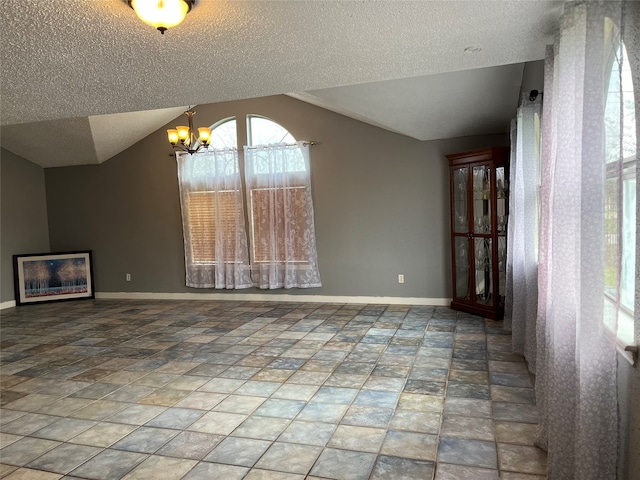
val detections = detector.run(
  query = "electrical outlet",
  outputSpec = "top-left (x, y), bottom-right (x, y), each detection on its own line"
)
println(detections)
top-left (126, 273), bottom-right (131, 282)
top-left (398, 274), bottom-right (405, 284)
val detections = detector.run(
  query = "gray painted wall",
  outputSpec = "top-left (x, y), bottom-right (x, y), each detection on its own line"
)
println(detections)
top-left (0, 148), bottom-right (50, 303)
top-left (44, 95), bottom-right (508, 299)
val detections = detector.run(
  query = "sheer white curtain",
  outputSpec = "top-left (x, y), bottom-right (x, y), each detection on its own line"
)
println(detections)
top-left (504, 95), bottom-right (542, 373)
top-left (534, 2), bottom-right (633, 478)
top-left (176, 149), bottom-right (252, 289)
top-left (243, 142), bottom-right (322, 289)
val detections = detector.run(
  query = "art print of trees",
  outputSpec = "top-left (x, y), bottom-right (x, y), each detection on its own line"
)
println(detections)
top-left (23, 257), bottom-right (88, 297)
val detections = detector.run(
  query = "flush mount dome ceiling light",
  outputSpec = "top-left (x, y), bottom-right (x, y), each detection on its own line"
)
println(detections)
top-left (128, 0), bottom-right (195, 34)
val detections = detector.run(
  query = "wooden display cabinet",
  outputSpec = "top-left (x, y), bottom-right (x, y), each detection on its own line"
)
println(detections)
top-left (446, 147), bottom-right (509, 320)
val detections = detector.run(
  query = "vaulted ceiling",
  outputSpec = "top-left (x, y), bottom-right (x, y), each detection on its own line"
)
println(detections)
top-left (0, 0), bottom-right (564, 168)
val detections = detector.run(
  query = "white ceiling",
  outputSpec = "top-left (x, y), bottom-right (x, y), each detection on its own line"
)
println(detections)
top-left (0, 0), bottom-right (564, 168)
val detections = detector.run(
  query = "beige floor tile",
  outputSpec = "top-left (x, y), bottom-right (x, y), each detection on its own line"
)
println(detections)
top-left (122, 455), bottom-right (198, 480)
top-left (389, 409), bottom-right (441, 434)
top-left (500, 474), bottom-right (547, 480)
top-left (188, 411), bottom-right (247, 435)
top-left (397, 392), bottom-right (444, 412)
top-left (70, 400), bottom-right (128, 421)
top-left (3, 394), bottom-right (59, 412)
top-left (448, 369), bottom-right (489, 384)
top-left (0, 433), bottom-right (22, 448)
top-left (0, 464), bottom-right (18, 477)
top-left (213, 395), bottom-right (266, 414)
top-left (328, 425), bottom-right (386, 452)
top-left (68, 422), bottom-right (136, 447)
top-left (440, 415), bottom-right (494, 441)
top-left (3, 468), bottom-right (63, 479)
top-left (434, 463), bottom-right (499, 480)
top-left (243, 470), bottom-right (305, 480)
top-left (494, 421), bottom-right (538, 445)
top-left (138, 388), bottom-right (191, 406)
top-left (380, 430), bottom-right (438, 461)
top-left (498, 443), bottom-right (547, 475)
top-left (174, 391), bottom-right (227, 410)
top-left (444, 397), bottom-right (492, 418)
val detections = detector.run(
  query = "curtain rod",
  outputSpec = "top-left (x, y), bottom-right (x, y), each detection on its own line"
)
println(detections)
top-left (170, 141), bottom-right (317, 156)
top-left (245, 141), bottom-right (317, 150)
top-left (529, 89), bottom-right (543, 101)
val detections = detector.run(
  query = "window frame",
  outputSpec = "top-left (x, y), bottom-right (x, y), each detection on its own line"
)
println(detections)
top-left (245, 116), bottom-right (312, 266)
top-left (602, 18), bottom-right (637, 360)
top-left (183, 114), bottom-right (314, 269)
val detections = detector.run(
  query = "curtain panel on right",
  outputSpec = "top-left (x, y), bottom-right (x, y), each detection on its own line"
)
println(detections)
top-left (505, 95), bottom-right (542, 374)
top-left (243, 142), bottom-right (322, 289)
top-left (534, 2), bottom-right (638, 479)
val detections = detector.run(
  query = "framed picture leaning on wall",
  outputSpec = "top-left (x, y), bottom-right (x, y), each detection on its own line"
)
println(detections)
top-left (13, 251), bottom-right (95, 306)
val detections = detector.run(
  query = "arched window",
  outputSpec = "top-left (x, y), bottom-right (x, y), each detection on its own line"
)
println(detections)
top-left (209, 117), bottom-right (237, 149)
top-left (248, 115), bottom-right (296, 146)
top-left (603, 18), bottom-right (636, 344)
top-left (177, 113), bottom-right (321, 289)
top-left (246, 115), bottom-right (306, 174)
top-left (243, 116), bottom-right (320, 288)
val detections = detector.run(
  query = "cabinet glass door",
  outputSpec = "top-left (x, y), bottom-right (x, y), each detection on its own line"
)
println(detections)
top-left (498, 236), bottom-right (507, 299)
top-left (472, 165), bottom-right (491, 234)
top-left (474, 237), bottom-right (493, 304)
top-left (452, 167), bottom-right (469, 233)
top-left (454, 236), bottom-right (470, 300)
top-left (496, 166), bottom-right (508, 303)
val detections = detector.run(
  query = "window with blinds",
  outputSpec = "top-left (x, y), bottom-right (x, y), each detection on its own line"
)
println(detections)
top-left (187, 190), bottom-right (239, 264)
top-left (249, 186), bottom-right (308, 263)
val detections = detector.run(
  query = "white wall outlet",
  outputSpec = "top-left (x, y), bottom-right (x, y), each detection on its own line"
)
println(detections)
top-left (126, 273), bottom-right (131, 282)
top-left (398, 274), bottom-right (405, 284)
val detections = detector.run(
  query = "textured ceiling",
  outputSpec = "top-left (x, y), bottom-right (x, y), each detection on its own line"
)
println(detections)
top-left (291, 63), bottom-right (526, 141)
top-left (0, 0), bottom-right (564, 167)
top-left (0, 107), bottom-right (187, 168)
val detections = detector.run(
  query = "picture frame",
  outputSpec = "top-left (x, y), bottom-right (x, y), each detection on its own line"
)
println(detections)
top-left (13, 251), bottom-right (95, 306)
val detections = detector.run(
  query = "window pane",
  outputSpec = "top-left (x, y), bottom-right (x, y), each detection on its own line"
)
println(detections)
top-left (603, 26), bottom-right (636, 340)
top-left (188, 191), bottom-right (239, 264)
top-left (209, 118), bottom-right (237, 149)
top-left (248, 116), bottom-right (296, 146)
top-left (248, 147), bottom-right (306, 175)
top-left (604, 175), bottom-right (619, 299)
top-left (621, 175), bottom-right (636, 310)
top-left (249, 187), bottom-right (308, 263)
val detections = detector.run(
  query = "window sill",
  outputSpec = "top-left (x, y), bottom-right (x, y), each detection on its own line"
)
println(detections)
top-left (616, 342), bottom-right (638, 366)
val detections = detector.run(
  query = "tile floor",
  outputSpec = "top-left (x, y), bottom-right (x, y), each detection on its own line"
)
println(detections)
top-left (0, 300), bottom-right (547, 479)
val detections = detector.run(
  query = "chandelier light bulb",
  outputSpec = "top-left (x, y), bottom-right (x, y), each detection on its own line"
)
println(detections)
top-left (167, 129), bottom-right (179, 145)
top-left (176, 125), bottom-right (190, 143)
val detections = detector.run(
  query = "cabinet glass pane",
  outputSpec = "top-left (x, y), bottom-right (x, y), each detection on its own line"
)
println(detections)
top-left (454, 236), bottom-right (470, 300)
top-left (497, 235), bottom-right (507, 298)
top-left (453, 167), bottom-right (469, 233)
top-left (496, 166), bottom-right (508, 234)
top-left (474, 237), bottom-right (493, 305)
top-left (473, 166), bottom-right (491, 234)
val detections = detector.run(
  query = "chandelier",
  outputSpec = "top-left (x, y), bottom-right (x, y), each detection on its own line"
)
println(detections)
top-left (167, 108), bottom-right (212, 155)
top-left (128, 0), bottom-right (195, 34)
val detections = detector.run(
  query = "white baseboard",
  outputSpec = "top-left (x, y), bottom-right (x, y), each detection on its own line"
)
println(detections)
top-left (95, 291), bottom-right (451, 306)
top-left (0, 300), bottom-right (16, 310)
